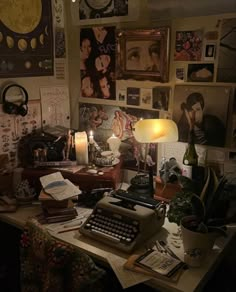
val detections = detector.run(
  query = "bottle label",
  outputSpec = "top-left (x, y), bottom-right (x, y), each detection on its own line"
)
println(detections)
top-left (184, 159), bottom-right (189, 165)
top-left (182, 164), bottom-right (192, 179)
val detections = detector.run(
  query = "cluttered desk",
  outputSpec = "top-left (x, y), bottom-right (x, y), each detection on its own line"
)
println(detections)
top-left (0, 171), bottom-right (235, 292)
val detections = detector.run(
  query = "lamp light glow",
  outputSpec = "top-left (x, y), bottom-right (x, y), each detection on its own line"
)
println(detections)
top-left (133, 119), bottom-right (178, 143)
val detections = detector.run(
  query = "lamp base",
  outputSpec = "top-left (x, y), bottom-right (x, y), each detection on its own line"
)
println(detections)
top-left (128, 174), bottom-right (154, 198)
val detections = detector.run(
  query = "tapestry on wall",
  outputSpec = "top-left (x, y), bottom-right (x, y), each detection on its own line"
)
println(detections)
top-left (217, 18), bottom-right (236, 83)
top-left (78, 103), bottom-right (159, 171)
top-left (80, 26), bottom-right (116, 100)
top-left (0, 0), bottom-right (54, 78)
top-left (172, 85), bottom-right (231, 148)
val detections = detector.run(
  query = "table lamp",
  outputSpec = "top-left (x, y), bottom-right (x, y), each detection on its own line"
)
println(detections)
top-left (129, 119), bottom-right (178, 198)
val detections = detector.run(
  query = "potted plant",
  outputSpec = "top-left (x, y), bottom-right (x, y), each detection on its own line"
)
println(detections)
top-left (167, 168), bottom-right (228, 267)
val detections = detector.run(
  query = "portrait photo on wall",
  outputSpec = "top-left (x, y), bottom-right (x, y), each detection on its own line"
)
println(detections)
top-left (80, 26), bottom-right (116, 100)
top-left (174, 30), bottom-right (203, 61)
top-left (0, 0), bottom-right (54, 78)
top-left (187, 63), bottom-right (214, 82)
top-left (78, 103), bottom-right (159, 171)
top-left (217, 18), bottom-right (236, 83)
top-left (116, 28), bottom-right (170, 82)
top-left (172, 85), bottom-right (231, 147)
top-left (152, 87), bottom-right (170, 111)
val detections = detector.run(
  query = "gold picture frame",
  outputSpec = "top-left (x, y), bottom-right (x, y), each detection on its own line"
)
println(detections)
top-left (116, 28), bottom-right (170, 82)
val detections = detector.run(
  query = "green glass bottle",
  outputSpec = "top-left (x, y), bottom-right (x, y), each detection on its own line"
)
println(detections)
top-left (182, 130), bottom-right (198, 179)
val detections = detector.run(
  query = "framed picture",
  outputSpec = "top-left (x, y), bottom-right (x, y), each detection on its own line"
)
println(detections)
top-left (203, 43), bottom-right (216, 61)
top-left (116, 28), bottom-right (170, 82)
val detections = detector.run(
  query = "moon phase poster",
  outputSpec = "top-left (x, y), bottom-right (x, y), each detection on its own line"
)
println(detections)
top-left (0, 0), bottom-right (54, 77)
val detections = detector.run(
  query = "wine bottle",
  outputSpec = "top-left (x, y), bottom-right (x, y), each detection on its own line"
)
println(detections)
top-left (182, 130), bottom-right (198, 178)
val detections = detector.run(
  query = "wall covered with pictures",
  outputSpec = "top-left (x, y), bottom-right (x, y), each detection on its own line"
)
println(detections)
top-left (65, 0), bottom-right (236, 174)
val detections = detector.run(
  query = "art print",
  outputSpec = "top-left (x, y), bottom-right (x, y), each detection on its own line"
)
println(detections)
top-left (140, 88), bottom-right (152, 107)
top-left (187, 63), bottom-right (214, 82)
top-left (80, 26), bottom-right (116, 100)
top-left (79, 0), bottom-right (128, 20)
top-left (172, 85), bottom-right (230, 147)
top-left (152, 87), bottom-right (170, 111)
top-left (127, 87), bottom-right (140, 106)
top-left (116, 28), bottom-right (170, 82)
top-left (0, 0), bottom-right (54, 78)
top-left (78, 103), bottom-right (159, 171)
top-left (217, 18), bottom-right (236, 82)
top-left (203, 43), bottom-right (216, 61)
top-left (174, 30), bottom-right (203, 61)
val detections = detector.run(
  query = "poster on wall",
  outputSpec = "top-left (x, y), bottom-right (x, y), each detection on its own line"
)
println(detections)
top-left (174, 30), bottom-right (203, 61)
top-left (78, 103), bottom-right (159, 171)
top-left (80, 26), bottom-right (116, 100)
top-left (172, 85), bottom-right (231, 147)
top-left (71, 0), bottom-right (139, 25)
top-left (0, 100), bottom-right (41, 169)
top-left (0, 0), bottom-right (54, 78)
top-left (217, 18), bottom-right (236, 83)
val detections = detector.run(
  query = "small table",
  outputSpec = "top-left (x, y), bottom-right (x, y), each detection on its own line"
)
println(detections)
top-left (22, 159), bottom-right (123, 194)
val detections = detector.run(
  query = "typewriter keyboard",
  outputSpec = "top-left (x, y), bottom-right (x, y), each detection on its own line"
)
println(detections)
top-left (82, 207), bottom-right (140, 245)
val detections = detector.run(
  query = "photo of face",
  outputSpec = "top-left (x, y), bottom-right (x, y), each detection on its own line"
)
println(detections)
top-left (80, 38), bottom-right (92, 60)
top-left (81, 76), bottom-right (94, 97)
top-left (99, 76), bottom-right (110, 99)
top-left (126, 41), bottom-right (160, 71)
top-left (95, 54), bottom-right (111, 73)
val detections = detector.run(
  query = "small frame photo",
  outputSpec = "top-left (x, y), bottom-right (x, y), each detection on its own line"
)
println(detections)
top-left (204, 43), bottom-right (216, 61)
top-left (116, 28), bottom-right (170, 82)
top-left (127, 87), bottom-right (140, 106)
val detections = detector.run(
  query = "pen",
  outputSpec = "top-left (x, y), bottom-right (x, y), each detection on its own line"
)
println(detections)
top-left (63, 220), bottom-right (83, 228)
top-left (58, 226), bottom-right (81, 234)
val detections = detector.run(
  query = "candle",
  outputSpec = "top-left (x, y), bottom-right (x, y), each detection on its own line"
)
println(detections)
top-left (75, 131), bottom-right (88, 165)
top-left (89, 130), bottom-right (94, 144)
top-left (107, 133), bottom-right (121, 158)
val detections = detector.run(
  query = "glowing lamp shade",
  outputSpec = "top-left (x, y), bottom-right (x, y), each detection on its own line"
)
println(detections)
top-left (133, 119), bottom-right (178, 143)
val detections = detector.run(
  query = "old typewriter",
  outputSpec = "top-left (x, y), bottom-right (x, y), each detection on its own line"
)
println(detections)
top-left (79, 192), bottom-right (166, 253)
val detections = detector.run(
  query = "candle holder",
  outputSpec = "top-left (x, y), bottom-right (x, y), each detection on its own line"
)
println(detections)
top-left (88, 143), bottom-right (96, 166)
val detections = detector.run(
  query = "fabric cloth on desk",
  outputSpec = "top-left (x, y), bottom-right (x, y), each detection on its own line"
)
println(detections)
top-left (20, 218), bottom-right (106, 292)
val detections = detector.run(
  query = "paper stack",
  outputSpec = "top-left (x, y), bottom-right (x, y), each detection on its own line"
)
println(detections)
top-left (38, 172), bottom-right (81, 223)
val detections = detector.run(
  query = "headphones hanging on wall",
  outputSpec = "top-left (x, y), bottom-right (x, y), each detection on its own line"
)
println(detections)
top-left (1, 83), bottom-right (28, 117)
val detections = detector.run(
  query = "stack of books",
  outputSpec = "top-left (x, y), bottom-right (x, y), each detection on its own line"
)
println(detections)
top-left (38, 190), bottom-right (78, 223)
top-left (37, 172), bottom-right (81, 224)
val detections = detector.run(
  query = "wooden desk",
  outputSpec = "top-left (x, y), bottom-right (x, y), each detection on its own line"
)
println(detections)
top-left (0, 205), bottom-right (235, 292)
top-left (22, 160), bottom-right (123, 194)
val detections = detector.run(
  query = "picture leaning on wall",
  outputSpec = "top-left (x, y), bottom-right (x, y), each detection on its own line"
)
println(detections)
top-left (172, 85), bottom-right (231, 147)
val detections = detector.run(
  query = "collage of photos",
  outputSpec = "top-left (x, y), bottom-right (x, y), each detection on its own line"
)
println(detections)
top-left (80, 26), bottom-right (116, 100)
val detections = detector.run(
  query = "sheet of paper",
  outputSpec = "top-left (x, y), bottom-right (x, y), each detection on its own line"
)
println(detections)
top-left (40, 172), bottom-right (64, 188)
top-left (107, 254), bottom-right (152, 289)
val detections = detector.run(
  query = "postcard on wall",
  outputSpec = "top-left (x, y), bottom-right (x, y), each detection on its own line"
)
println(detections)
top-left (175, 67), bottom-right (185, 82)
top-left (80, 26), bottom-right (116, 100)
top-left (127, 87), bottom-right (140, 106)
top-left (78, 103), bottom-right (159, 171)
top-left (71, 0), bottom-right (139, 25)
top-left (140, 88), bottom-right (152, 107)
top-left (117, 89), bottom-right (126, 102)
top-left (40, 86), bottom-right (70, 128)
top-left (172, 85), bottom-right (231, 148)
top-left (203, 42), bottom-right (216, 61)
top-left (187, 63), bottom-right (214, 82)
top-left (217, 18), bottom-right (236, 83)
top-left (152, 87), bottom-right (170, 111)
top-left (174, 30), bottom-right (203, 61)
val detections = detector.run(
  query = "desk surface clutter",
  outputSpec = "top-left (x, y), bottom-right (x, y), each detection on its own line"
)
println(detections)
top-left (0, 201), bottom-right (234, 292)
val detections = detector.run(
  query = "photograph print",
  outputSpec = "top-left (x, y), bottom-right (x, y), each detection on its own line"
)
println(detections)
top-left (172, 85), bottom-right (231, 147)
top-left (80, 26), bottom-right (116, 100)
top-left (78, 103), bottom-right (159, 171)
